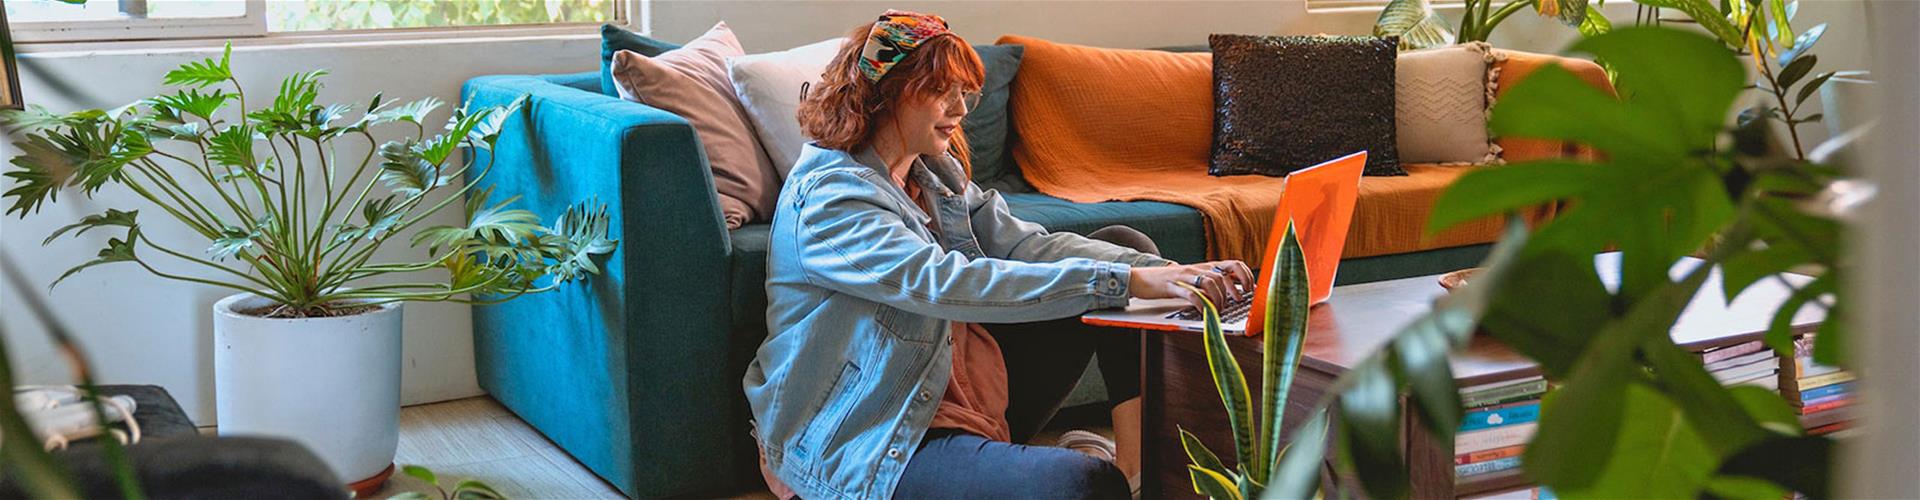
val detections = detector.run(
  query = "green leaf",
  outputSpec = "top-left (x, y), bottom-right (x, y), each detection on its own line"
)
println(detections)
top-left (1572, 27), bottom-right (1746, 156)
top-left (42, 208), bottom-right (139, 245)
top-left (208, 225), bottom-right (261, 260)
top-left (1478, 250), bottom-right (1611, 378)
top-left (378, 96), bottom-right (446, 126)
top-left (1372, 0), bottom-right (1455, 50)
top-left (1255, 222), bottom-right (1310, 483)
top-left (1199, 288), bottom-right (1259, 475)
top-left (1635, 0), bottom-right (1747, 46)
top-left (1491, 65), bottom-right (1688, 164)
top-left (1776, 54), bottom-right (1817, 90)
top-left (1706, 476), bottom-right (1792, 499)
top-left (377, 140), bottom-right (446, 197)
top-left (51, 227), bottom-right (141, 289)
top-left (207, 125), bottom-right (257, 169)
top-left (1264, 409), bottom-right (1328, 500)
top-left (1726, 385), bottom-right (1802, 435)
top-left (387, 492), bottom-right (434, 500)
top-left (1182, 427), bottom-right (1234, 490)
top-left (546, 200), bottom-right (618, 283)
top-left (1720, 243), bottom-right (1813, 302)
top-left (1811, 301), bottom-right (1846, 367)
top-left (1190, 465), bottom-right (1243, 500)
top-left (1777, 22), bottom-right (1826, 67)
top-left (1526, 260), bottom-right (1714, 490)
top-left (3, 134), bottom-right (81, 217)
top-left (1548, 383), bottom-right (1717, 498)
top-left (147, 88), bottom-right (233, 122)
top-left (1337, 358), bottom-right (1405, 499)
top-left (1716, 435), bottom-right (1834, 497)
top-left (1393, 316), bottom-right (1460, 435)
top-left (422, 102), bottom-right (495, 165)
top-left (1642, 339), bottom-right (1770, 454)
top-left (400, 464), bottom-right (439, 487)
top-left (1579, 5), bottom-right (1613, 36)
top-left (1538, 0), bottom-right (1591, 28)
top-left (1767, 0), bottom-right (1794, 48)
top-left (1428, 161), bottom-right (1604, 234)
top-left (451, 479), bottom-right (508, 499)
top-left (467, 94), bottom-right (528, 149)
top-left (162, 42), bottom-right (233, 88)
top-left (1766, 273), bottom-right (1830, 357)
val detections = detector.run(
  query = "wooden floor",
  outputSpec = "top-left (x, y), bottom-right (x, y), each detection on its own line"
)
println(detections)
top-left (369, 397), bottom-right (635, 499)
top-left (366, 396), bottom-right (1102, 499)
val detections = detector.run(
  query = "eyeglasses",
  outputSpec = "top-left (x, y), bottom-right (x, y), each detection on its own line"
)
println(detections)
top-left (942, 88), bottom-right (984, 114)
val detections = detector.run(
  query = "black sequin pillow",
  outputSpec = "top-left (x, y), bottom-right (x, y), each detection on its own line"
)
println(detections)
top-left (1209, 34), bottom-right (1405, 177)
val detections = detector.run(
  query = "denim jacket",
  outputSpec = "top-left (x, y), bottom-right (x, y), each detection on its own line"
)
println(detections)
top-left (743, 144), bottom-right (1172, 499)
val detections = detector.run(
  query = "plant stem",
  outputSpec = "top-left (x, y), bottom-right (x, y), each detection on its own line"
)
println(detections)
top-left (135, 232), bottom-right (286, 295)
top-left (1483, 0), bottom-right (1534, 39)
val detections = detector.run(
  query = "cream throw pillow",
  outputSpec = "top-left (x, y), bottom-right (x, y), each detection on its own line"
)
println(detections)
top-left (611, 22), bottom-right (777, 229)
top-left (728, 38), bottom-right (847, 180)
top-left (1395, 42), bottom-right (1500, 164)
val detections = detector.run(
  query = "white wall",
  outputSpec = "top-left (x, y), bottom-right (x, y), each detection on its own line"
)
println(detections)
top-left (0, 0), bottom-right (1872, 426)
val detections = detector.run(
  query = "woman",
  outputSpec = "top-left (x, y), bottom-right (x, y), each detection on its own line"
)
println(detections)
top-left (743, 10), bottom-right (1252, 499)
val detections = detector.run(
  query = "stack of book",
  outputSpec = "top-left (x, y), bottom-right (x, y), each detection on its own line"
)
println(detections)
top-left (1782, 335), bottom-right (1856, 436)
top-left (1455, 377), bottom-right (1545, 481)
top-left (1703, 340), bottom-right (1780, 390)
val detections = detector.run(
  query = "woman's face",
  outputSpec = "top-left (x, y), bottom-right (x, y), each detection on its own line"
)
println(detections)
top-left (885, 85), bottom-right (977, 157)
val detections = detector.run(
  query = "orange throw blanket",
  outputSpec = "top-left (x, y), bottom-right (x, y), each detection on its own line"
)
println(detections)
top-left (1001, 35), bottom-right (1607, 263)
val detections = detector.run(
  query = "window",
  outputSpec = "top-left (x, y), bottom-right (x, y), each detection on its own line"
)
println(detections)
top-left (6, 0), bottom-right (623, 43)
top-left (268, 0), bottom-right (616, 33)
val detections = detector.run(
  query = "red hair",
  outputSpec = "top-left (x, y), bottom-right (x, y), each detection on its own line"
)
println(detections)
top-left (797, 21), bottom-right (986, 169)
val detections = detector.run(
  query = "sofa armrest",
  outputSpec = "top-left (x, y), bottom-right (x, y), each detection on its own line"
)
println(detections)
top-left (1492, 50), bottom-right (1617, 164)
top-left (461, 75), bottom-right (740, 497)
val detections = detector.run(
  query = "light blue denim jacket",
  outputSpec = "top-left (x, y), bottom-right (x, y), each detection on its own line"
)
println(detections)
top-left (743, 144), bottom-right (1172, 499)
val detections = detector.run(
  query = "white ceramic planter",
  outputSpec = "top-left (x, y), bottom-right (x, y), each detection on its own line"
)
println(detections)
top-left (212, 293), bottom-right (403, 484)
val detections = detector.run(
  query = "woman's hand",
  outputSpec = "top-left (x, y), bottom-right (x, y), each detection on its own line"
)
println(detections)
top-left (1127, 261), bottom-right (1255, 310)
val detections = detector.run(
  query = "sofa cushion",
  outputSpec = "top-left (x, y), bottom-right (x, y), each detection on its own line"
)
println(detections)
top-left (600, 24), bottom-right (682, 97)
top-left (728, 37), bottom-right (847, 180)
top-left (963, 44), bottom-right (1029, 193)
top-left (1000, 192), bottom-right (1208, 265)
top-left (611, 22), bottom-right (780, 229)
top-left (1207, 34), bottom-right (1404, 177)
top-left (997, 35), bottom-right (1214, 181)
top-left (1396, 42), bottom-right (1498, 164)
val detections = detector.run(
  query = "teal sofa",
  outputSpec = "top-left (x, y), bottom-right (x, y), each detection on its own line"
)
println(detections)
top-left (460, 71), bottom-right (1493, 497)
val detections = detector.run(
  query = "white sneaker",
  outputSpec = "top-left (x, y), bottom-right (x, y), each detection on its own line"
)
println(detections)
top-left (1056, 429), bottom-right (1141, 497)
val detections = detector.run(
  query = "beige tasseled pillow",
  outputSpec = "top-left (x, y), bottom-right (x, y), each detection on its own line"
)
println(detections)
top-left (611, 22), bottom-right (777, 229)
top-left (1394, 42), bottom-right (1502, 165)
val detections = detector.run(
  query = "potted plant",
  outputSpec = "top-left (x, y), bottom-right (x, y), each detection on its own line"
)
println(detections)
top-left (1, 44), bottom-right (615, 492)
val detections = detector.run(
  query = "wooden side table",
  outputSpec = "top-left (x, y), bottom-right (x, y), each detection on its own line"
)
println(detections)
top-left (1141, 255), bottom-right (1824, 499)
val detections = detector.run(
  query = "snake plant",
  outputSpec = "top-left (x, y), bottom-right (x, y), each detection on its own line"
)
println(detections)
top-left (1180, 221), bottom-right (1318, 500)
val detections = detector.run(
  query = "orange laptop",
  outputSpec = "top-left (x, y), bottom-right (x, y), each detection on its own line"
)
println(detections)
top-left (1081, 151), bottom-right (1366, 336)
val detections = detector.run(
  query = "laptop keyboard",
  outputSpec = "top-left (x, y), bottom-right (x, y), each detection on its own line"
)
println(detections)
top-left (1167, 289), bottom-right (1256, 323)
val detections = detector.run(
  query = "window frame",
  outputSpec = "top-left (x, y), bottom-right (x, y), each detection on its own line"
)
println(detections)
top-left (9, 0), bottom-right (633, 45)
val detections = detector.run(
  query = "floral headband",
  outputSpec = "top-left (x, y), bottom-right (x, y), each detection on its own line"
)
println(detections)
top-left (857, 9), bottom-right (954, 82)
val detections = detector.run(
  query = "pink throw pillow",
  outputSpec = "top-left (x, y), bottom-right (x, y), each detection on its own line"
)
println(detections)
top-left (611, 22), bottom-right (777, 229)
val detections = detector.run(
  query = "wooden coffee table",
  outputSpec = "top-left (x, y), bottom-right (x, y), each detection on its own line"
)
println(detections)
top-left (1138, 254), bottom-right (1825, 498)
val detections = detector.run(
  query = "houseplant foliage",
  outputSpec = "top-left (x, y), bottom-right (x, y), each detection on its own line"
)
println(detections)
top-left (1, 43), bottom-right (616, 315)
top-left (1178, 222), bottom-right (1318, 500)
top-left (1247, 26), bottom-right (1847, 499)
top-left (1374, 0), bottom-right (1612, 50)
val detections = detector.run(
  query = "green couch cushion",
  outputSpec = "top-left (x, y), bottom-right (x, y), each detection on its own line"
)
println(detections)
top-left (964, 44), bottom-right (1029, 193)
top-left (1000, 192), bottom-right (1207, 264)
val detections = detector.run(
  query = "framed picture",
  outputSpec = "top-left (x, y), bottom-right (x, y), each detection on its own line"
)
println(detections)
top-left (0, 6), bottom-right (20, 110)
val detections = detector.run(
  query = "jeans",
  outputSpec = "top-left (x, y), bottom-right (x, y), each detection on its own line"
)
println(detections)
top-left (891, 226), bottom-right (1156, 499)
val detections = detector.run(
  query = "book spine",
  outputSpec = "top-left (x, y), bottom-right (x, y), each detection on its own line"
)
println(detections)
top-left (1462, 380), bottom-right (1549, 408)
top-left (1456, 423), bottom-right (1537, 454)
top-left (1459, 403), bottom-right (1541, 432)
top-left (1456, 456), bottom-right (1523, 478)
top-left (1699, 341), bottom-right (1766, 364)
top-left (1797, 371), bottom-right (1857, 390)
top-left (1799, 397), bottom-right (1854, 415)
top-left (1456, 444), bottom-right (1526, 465)
top-left (1793, 381), bottom-right (1854, 402)
top-left (1796, 357), bottom-right (1842, 378)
